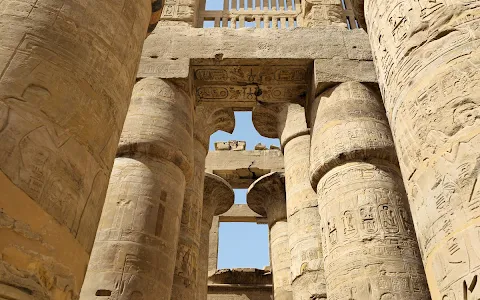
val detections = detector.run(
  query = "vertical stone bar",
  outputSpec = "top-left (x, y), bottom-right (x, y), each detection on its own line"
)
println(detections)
top-left (0, 1), bottom-right (155, 299)
top-left (309, 82), bottom-right (430, 299)
top-left (247, 172), bottom-right (293, 300)
top-left (80, 78), bottom-right (194, 300)
top-left (208, 216), bottom-right (220, 275)
top-left (349, 0), bottom-right (480, 297)
top-left (171, 106), bottom-right (234, 300)
top-left (253, 104), bottom-right (326, 300)
top-left (198, 173), bottom-right (234, 300)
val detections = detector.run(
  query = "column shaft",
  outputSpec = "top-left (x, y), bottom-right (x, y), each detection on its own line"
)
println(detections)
top-left (80, 78), bottom-right (194, 300)
top-left (247, 172), bottom-right (292, 300)
top-left (270, 220), bottom-right (293, 300)
top-left (171, 139), bottom-right (207, 300)
top-left (208, 217), bottom-right (220, 275)
top-left (363, 1), bottom-right (480, 297)
top-left (0, 1), bottom-right (151, 298)
top-left (284, 135), bottom-right (326, 300)
top-left (310, 82), bottom-right (429, 299)
top-left (198, 218), bottom-right (213, 300)
top-left (253, 103), bottom-right (322, 300)
top-left (198, 173), bottom-right (234, 300)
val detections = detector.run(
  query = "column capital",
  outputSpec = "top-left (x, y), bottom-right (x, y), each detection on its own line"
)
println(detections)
top-left (203, 173), bottom-right (235, 223)
top-left (252, 103), bottom-right (309, 149)
top-left (247, 172), bottom-right (286, 226)
top-left (309, 82), bottom-right (397, 190)
top-left (117, 77), bottom-right (194, 178)
top-left (194, 106), bottom-right (235, 150)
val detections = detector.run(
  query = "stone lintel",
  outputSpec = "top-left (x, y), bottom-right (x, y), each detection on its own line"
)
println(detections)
top-left (140, 27), bottom-right (372, 72)
top-left (207, 269), bottom-right (273, 299)
top-left (209, 268), bottom-right (272, 285)
top-left (218, 204), bottom-right (267, 224)
top-left (138, 27), bottom-right (376, 110)
top-left (205, 150), bottom-right (284, 189)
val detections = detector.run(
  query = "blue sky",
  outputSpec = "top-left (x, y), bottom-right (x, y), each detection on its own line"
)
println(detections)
top-left (209, 111), bottom-right (280, 269)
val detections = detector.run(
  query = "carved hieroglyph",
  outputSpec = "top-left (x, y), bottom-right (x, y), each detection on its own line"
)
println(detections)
top-left (0, 1), bottom-right (152, 299)
top-left (192, 63), bottom-right (310, 110)
top-left (247, 172), bottom-right (293, 300)
top-left (350, 0), bottom-right (480, 297)
top-left (80, 78), bottom-right (194, 300)
top-left (253, 103), bottom-right (326, 299)
top-left (310, 82), bottom-right (430, 299)
top-left (171, 106), bottom-right (234, 300)
top-left (199, 173), bottom-right (235, 300)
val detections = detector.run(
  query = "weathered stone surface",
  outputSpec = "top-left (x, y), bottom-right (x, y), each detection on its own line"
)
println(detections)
top-left (199, 173), bottom-right (235, 300)
top-left (207, 268), bottom-right (273, 300)
top-left (208, 217), bottom-right (220, 275)
top-left (214, 141), bottom-right (246, 151)
top-left (192, 61), bottom-right (311, 109)
top-left (80, 78), bottom-right (194, 300)
top-left (350, 0), bottom-right (480, 297)
top-left (0, 0), bottom-right (151, 298)
top-left (205, 149), bottom-right (284, 188)
top-left (309, 82), bottom-right (398, 186)
top-left (171, 106), bottom-right (234, 300)
top-left (247, 172), bottom-right (292, 300)
top-left (253, 103), bottom-right (326, 299)
top-left (209, 268), bottom-right (272, 285)
top-left (218, 204), bottom-right (267, 223)
top-left (310, 82), bottom-right (429, 299)
top-left (138, 27), bottom-right (376, 108)
top-left (255, 143), bottom-right (267, 150)
top-left (301, 0), bottom-right (345, 28)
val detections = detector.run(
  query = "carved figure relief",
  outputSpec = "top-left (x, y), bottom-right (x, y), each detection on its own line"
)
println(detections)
top-left (378, 204), bottom-right (399, 233)
top-left (343, 210), bottom-right (357, 237)
top-left (360, 205), bottom-right (377, 234)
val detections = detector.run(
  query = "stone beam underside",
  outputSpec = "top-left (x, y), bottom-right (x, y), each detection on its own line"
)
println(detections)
top-left (138, 27), bottom-right (377, 110)
top-left (205, 150), bottom-right (284, 188)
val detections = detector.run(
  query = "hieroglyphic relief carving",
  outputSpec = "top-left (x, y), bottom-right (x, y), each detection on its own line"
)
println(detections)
top-left (0, 1), bottom-right (152, 298)
top-left (81, 78), bottom-right (194, 300)
top-left (317, 163), bottom-right (430, 300)
top-left (194, 66), bottom-right (308, 84)
top-left (359, 0), bottom-right (480, 296)
top-left (252, 103), bottom-right (326, 299)
top-left (192, 64), bottom-right (310, 107)
top-left (310, 82), bottom-right (429, 299)
top-left (172, 106), bottom-right (234, 300)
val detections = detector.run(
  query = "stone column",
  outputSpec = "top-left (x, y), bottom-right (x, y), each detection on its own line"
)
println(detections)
top-left (208, 216), bottom-right (220, 275)
top-left (198, 173), bottom-right (234, 300)
top-left (0, 1), bottom-right (157, 299)
top-left (247, 172), bottom-right (292, 300)
top-left (309, 82), bottom-right (430, 299)
top-left (253, 104), bottom-right (326, 300)
top-left (350, 0), bottom-right (480, 297)
top-left (80, 78), bottom-right (194, 300)
top-left (171, 106), bottom-right (234, 300)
